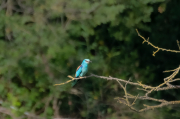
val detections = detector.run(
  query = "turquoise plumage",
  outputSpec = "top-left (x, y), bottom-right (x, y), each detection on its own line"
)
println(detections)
top-left (72, 59), bottom-right (91, 87)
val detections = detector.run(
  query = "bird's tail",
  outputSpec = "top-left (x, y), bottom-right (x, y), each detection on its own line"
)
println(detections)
top-left (71, 80), bottom-right (78, 87)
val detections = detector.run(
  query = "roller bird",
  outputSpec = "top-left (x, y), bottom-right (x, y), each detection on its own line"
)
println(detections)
top-left (72, 59), bottom-right (91, 87)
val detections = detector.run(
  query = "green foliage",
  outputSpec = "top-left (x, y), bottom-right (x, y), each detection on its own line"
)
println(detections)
top-left (1, 0), bottom-right (180, 118)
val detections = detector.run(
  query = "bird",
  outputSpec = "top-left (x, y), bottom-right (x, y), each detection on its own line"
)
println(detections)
top-left (72, 59), bottom-right (91, 87)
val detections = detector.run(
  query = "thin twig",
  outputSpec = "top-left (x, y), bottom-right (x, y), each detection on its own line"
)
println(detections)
top-left (136, 29), bottom-right (180, 56)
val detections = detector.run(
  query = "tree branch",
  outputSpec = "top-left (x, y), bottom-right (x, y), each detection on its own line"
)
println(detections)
top-left (54, 64), bottom-right (180, 112)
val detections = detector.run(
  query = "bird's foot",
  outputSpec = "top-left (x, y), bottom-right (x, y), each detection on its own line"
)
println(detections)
top-left (79, 76), bottom-right (85, 79)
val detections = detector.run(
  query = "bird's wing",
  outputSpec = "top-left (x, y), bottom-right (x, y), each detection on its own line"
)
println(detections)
top-left (75, 65), bottom-right (82, 77)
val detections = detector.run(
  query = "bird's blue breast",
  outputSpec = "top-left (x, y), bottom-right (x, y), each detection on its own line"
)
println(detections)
top-left (80, 65), bottom-right (88, 76)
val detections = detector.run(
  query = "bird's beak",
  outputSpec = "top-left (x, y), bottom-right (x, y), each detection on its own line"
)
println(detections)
top-left (89, 61), bottom-right (92, 63)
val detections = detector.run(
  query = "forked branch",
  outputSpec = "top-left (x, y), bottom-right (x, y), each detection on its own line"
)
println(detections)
top-left (54, 65), bottom-right (180, 112)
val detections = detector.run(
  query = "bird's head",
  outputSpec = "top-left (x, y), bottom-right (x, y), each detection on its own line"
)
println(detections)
top-left (82, 59), bottom-right (91, 65)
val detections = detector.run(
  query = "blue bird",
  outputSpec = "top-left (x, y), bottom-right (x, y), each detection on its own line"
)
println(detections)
top-left (72, 59), bottom-right (91, 87)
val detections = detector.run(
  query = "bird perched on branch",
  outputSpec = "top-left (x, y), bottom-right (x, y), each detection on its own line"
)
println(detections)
top-left (72, 59), bottom-right (91, 87)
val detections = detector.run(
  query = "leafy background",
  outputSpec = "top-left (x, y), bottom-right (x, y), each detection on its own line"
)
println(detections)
top-left (0, 0), bottom-right (180, 118)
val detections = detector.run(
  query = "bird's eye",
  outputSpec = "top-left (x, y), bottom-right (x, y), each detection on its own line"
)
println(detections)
top-left (85, 60), bottom-right (88, 62)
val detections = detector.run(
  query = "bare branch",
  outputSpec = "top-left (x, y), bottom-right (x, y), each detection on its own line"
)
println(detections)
top-left (54, 63), bottom-right (180, 112)
top-left (136, 29), bottom-right (180, 56)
